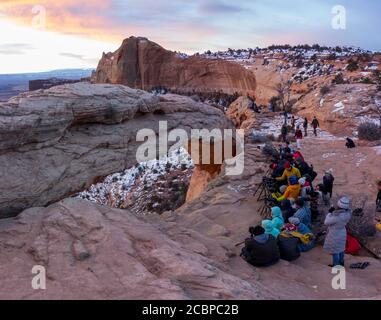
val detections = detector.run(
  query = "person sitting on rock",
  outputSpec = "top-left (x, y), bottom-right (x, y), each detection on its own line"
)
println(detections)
top-left (294, 157), bottom-right (312, 177)
top-left (345, 137), bottom-right (356, 149)
top-left (293, 150), bottom-right (305, 162)
top-left (274, 175), bottom-right (301, 202)
top-left (291, 198), bottom-right (312, 227)
top-left (287, 217), bottom-right (316, 252)
top-left (298, 177), bottom-right (312, 199)
top-left (262, 220), bottom-right (280, 238)
top-left (323, 197), bottom-right (352, 267)
top-left (241, 226), bottom-right (280, 267)
top-left (271, 206), bottom-right (284, 231)
top-left (277, 228), bottom-right (301, 262)
top-left (276, 162), bottom-right (301, 184)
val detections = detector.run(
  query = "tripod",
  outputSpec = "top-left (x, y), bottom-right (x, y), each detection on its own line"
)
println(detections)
top-left (253, 170), bottom-right (276, 219)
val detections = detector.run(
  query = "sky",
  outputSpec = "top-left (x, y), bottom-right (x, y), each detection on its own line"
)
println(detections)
top-left (0, 0), bottom-right (380, 73)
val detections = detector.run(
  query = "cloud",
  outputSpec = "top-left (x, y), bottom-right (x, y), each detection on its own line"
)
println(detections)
top-left (0, 43), bottom-right (33, 54)
top-left (59, 52), bottom-right (99, 65)
top-left (198, 0), bottom-right (245, 14)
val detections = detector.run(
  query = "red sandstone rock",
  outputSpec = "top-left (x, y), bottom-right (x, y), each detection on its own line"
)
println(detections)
top-left (93, 36), bottom-right (256, 97)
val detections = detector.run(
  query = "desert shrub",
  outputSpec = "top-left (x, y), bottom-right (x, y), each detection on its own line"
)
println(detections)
top-left (320, 85), bottom-right (330, 95)
top-left (357, 122), bottom-right (381, 141)
top-left (360, 77), bottom-right (373, 84)
top-left (332, 73), bottom-right (345, 84)
top-left (347, 59), bottom-right (359, 72)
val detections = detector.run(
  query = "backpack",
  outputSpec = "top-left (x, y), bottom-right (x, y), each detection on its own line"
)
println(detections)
top-left (345, 231), bottom-right (361, 255)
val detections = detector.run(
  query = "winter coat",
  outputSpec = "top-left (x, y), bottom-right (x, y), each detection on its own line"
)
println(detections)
top-left (323, 173), bottom-right (334, 194)
top-left (311, 118), bottom-right (320, 128)
top-left (277, 235), bottom-right (300, 261)
top-left (271, 207), bottom-right (284, 231)
top-left (295, 129), bottom-right (303, 140)
top-left (323, 209), bottom-right (352, 254)
top-left (296, 223), bottom-right (316, 252)
top-left (281, 126), bottom-right (288, 135)
top-left (276, 184), bottom-right (301, 201)
top-left (244, 234), bottom-right (280, 267)
top-left (276, 167), bottom-right (301, 182)
top-left (262, 220), bottom-right (280, 238)
top-left (297, 161), bottom-right (313, 177)
top-left (293, 206), bottom-right (312, 227)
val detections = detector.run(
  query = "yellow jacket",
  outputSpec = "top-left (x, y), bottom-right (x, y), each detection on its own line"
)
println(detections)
top-left (276, 167), bottom-right (301, 182)
top-left (275, 184), bottom-right (301, 201)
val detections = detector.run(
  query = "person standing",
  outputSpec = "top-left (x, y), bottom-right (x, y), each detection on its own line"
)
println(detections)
top-left (311, 116), bottom-right (320, 137)
top-left (323, 169), bottom-right (335, 200)
top-left (294, 125), bottom-right (303, 149)
top-left (291, 115), bottom-right (296, 131)
top-left (283, 110), bottom-right (288, 124)
top-left (303, 117), bottom-right (308, 136)
top-left (281, 124), bottom-right (288, 142)
top-left (323, 197), bottom-right (352, 267)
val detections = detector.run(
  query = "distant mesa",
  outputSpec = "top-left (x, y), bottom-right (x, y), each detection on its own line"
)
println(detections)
top-left (92, 36), bottom-right (256, 97)
top-left (29, 77), bottom-right (90, 91)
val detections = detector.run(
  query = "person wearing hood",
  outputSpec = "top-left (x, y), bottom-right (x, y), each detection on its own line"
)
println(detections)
top-left (242, 226), bottom-right (280, 267)
top-left (271, 206), bottom-right (284, 231)
top-left (276, 161), bottom-right (301, 183)
top-left (288, 217), bottom-right (316, 252)
top-left (294, 157), bottom-right (313, 177)
top-left (262, 220), bottom-right (280, 238)
top-left (274, 175), bottom-right (301, 202)
top-left (323, 197), bottom-right (352, 267)
top-left (292, 198), bottom-right (312, 227)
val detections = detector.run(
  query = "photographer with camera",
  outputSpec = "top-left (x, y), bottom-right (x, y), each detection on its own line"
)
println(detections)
top-left (240, 226), bottom-right (280, 267)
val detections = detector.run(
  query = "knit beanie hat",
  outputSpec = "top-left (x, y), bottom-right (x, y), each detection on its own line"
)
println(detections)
top-left (298, 177), bottom-right (306, 186)
top-left (337, 196), bottom-right (350, 210)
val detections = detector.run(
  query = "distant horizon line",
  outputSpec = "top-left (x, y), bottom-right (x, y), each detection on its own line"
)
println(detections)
top-left (1, 41), bottom-right (380, 75)
top-left (0, 68), bottom-right (95, 76)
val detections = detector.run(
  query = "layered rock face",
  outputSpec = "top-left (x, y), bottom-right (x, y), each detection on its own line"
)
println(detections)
top-left (226, 96), bottom-right (258, 135)
top-left (293, 83), bottom-right (381, 136)
top-left (93, 36), bottom-right (256, 97)
top-left (0, 82), bottom-right (233, 217)
top-left (0, 198), bottom-right (269, 299)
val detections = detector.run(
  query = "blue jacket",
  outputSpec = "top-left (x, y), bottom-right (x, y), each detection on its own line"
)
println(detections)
top-left (271, 207), bottom-right (284, 231)
top-left (294, 206), bottom-right (312, 227)
top-left (262, 220), bottom-right (280, 238)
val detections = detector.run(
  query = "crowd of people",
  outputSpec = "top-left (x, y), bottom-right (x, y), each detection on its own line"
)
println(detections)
top-left (241, 140), bottom-right (357, 268)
